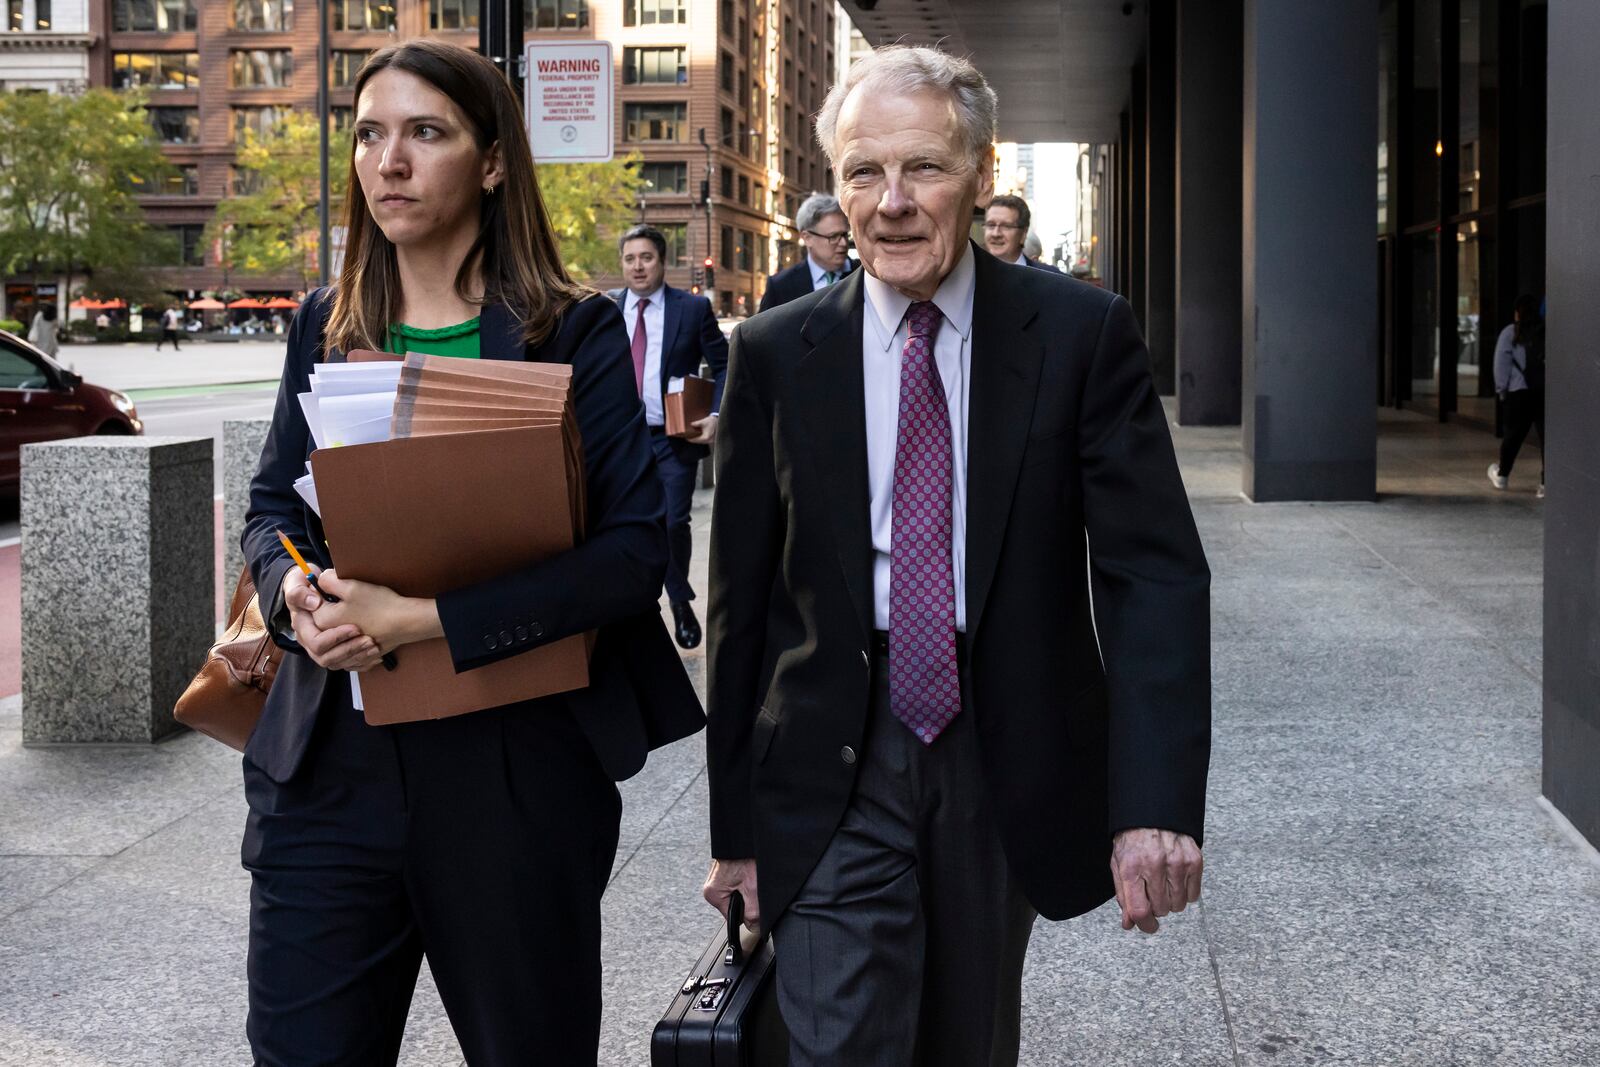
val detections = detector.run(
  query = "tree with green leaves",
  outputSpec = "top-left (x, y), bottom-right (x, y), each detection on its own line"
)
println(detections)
top-left (204, 110), bottom-right (346, 293)
top-left (537, 155), bottom-right (646, 282)
top-left (0, 88), bottom-right (175, 309)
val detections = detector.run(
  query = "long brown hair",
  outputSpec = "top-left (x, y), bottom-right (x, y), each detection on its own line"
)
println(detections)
top-left (327, 39), bottom-right (589, 353)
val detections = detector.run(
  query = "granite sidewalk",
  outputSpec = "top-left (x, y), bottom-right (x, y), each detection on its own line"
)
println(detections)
top-left (1, 407), bottom-right (1594, 1066)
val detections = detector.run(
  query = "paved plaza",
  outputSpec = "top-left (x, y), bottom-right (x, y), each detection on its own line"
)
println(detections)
top-left (1, 406), bottom-right (1595, 1065)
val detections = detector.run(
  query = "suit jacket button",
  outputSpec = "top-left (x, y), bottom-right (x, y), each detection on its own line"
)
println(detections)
top-left (499, 630), bottom-right (513, 645)
top-left (840, 746), bottom-right (856, 765)
top-left (484, 635), bottom-right (498, 650)
top-left (516, 626), bottom-right (528, 641)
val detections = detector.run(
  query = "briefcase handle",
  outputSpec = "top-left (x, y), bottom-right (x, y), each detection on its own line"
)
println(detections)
top-left (726, 891), bottom-right (746, 967)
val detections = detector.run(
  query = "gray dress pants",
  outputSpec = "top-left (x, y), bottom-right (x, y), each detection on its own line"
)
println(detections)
top-left (771, 645), bottom-right (1037, 1067)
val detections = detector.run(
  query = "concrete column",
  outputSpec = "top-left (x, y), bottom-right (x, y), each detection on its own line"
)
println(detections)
top-left (1543, 0), bottom-right (1600, 850)
top-left (223, 418), bottom-right (272, 589)
top-left (1175, 0), bottom-right (1242, 425)
top-left (20, 437), bottom-right (213, 743)
top-left (1145, 0), bottom-right (1178, 395)
top-left (1240, 0), bottom-right (1376, 500)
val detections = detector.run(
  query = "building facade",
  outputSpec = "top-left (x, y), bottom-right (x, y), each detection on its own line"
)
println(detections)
top-left (0, 0), bottom-right (100, 92)
top-left (57, 0), bottom-right (842, 308)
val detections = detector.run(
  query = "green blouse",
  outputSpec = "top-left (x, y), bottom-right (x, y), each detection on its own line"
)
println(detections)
top-left (385, 316), bottom-right (482, 359)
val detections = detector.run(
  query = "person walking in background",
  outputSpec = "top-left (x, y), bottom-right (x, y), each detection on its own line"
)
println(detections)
top-left (758, 192), bottom-right (855, 312)
top-left (27, 302), bottom-right (59, 357)
top-left (607, 223), bottom-right (729, 650)
top-left (155, 305), bottom-right (183, 351)
top-left (1488, 293), bottom-right (1545, 498)
top-left (983, 194), bottom-right (1060, 272)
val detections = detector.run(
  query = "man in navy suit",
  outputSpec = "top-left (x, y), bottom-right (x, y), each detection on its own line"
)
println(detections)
top-left (984, 194), bottom-right (1062, 272)
top-left (609, 224), bottom-right (729, 649)
top-left (758, 193), bottom-right (856, 312)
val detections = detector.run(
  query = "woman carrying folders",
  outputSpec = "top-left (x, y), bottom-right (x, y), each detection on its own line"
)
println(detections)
top-left (239, 40), bottom-right (702, 1065)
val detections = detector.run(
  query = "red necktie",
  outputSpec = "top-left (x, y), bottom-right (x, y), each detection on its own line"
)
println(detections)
top-left (631, 297), bottom-right (650, 396)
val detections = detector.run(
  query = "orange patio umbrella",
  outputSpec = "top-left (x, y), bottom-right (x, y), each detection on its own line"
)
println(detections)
top-left (70, 298), bottom-right (127, 309)
top-left (227, 298), bottom-right (268, 309)
top-left (188, 297), bottom-right (226, 310)
top-left (262, 297), bottom-right (300, 309)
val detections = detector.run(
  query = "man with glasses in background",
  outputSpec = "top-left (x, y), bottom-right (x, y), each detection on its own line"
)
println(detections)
top-left (984, 194), bottom-right (1062, 272)
top-left (759, 192), bottom-right (856, 312)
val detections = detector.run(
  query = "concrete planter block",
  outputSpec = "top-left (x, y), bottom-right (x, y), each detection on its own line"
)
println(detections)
top-left (222, 418), bottom-right (272, 589)
top-left (21, 436), bottom-right (214, 744)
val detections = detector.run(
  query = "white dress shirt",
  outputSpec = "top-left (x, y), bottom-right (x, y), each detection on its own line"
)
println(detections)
top-left (624, 285), bottom-right (666, 426)
top-left (1012, 251), bottom-right (1029, 267)
top-left (808, 254), bottom-right (844, 291)
top-left (863, 244), bottom-right (975, 632)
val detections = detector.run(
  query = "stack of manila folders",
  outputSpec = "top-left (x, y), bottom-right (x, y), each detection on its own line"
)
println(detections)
top-left (294, 352), bottom-right (590, 724)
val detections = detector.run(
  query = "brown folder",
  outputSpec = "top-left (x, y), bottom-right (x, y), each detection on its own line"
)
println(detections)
top-left (312, 425), bottom-right (589, 725)
top-left (665, 376), bottom-right (715, 438)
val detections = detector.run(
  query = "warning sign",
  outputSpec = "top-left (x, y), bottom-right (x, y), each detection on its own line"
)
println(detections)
top-left (524, 41), bottom-right (614, 164)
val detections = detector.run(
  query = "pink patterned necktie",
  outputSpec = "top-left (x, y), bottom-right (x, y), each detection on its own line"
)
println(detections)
top-left (631, 297), bottom-right (650, 396)
top-left (889, 300), bottom-right (961, 745)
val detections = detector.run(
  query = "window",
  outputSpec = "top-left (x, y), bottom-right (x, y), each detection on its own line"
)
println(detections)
top-left (757, 233), bottom-right (768, 273)
top-left (0, 346), bottom-right (49, 390)
top-left (720, 165), bottom-right (733, 199)
top-left (332, 0), bottom-right (394, 30)
top-left (113, 0), bottom-right (198, 31)
top-left (719, 0), bottom-right (732, 32)
top-left (232, 0), bottom-right (292, 30)
top-left (623, 47), bottom-right (686, 85)
top-left (737, 229), bottom-right (752, 271)
top-left (720, 225), bottom-right (733, 269)
top-left (525, 0), bottom-right (588, 30)
top-left (34, 0), bottom-right (50, 29)
top-left (657, 223), bottom-right (687, 265)
top-left (234, 105), bottom-right (292, 142)
top-left (233, 165), bottom-right (269, 195)
top-left (331, 106), bottom-right (355, 132)
top-left (720, 50), bottom-right (734, 93)
top-left (6, 0), bottom-right (22, 30)
top-left (157, 165), bottom-right (199, 195)
top-left (231, 50), bottom-right (293, 89)
top-left (738, 16), bottom-right (747, 57)
top-left (720, 106), bottom-right (734, 150)
top-left (623, 0), bottom-right (684, 26)
top-left (430, 0), bottom-right (478, 28)
top-left (637, 160), bottom-right (687, 194)
top-left (624, 102), bottom-right (686, 142)
top-left (166, 224), bottom-right (206, 267)
top-left (737, 174), bottom-right (748, 205)
top-left (784, 58), bottom-right (793, 92)
top-left (149, 106), bottom-right (199, 144)
top-left (329, 50), bottom-right (369, 89)
top-left (112, 52), bottom-right (200, 91)
top-left (753, 182), bottom-right (763, 211)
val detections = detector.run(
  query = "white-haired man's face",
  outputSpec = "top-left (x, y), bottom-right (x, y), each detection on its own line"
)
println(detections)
top-left (833, 87), bottom-right (993, 301)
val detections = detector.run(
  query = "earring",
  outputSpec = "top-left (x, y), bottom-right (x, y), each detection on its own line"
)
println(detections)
top-left (483, 183), bottom-right (496, 195)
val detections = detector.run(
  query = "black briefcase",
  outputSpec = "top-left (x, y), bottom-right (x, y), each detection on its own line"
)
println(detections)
top-left (651, 892), bottom-right (789, 1066)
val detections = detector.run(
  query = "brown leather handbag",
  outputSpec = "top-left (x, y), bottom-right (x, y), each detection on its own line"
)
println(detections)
top-left (173, 566), bottom-right (282, 751)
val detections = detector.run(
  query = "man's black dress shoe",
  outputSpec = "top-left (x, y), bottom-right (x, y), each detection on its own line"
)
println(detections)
top-left (670, 600), bottom-right (702, 650)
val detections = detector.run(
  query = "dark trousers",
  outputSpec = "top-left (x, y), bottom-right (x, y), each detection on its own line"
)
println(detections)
top-left (242, 689), bottom-right (621, 1066)
top-left (1499, 388), bottom-right (1545, 481)
top-left (156, 326), bottom-right (180, 350)
top-left (650, 428), bottom-right (699, 603)
top-left (770, 645), bottom-right (1037, 1067)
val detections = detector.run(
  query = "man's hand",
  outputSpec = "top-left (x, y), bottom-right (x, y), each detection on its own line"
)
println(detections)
top-left (703, 857), bottom-right (760, 933)
top-left (310, 570), bottom-right (443, 658)
top-left (686, 413), bottom-right (719, 445)
top-left (283, 567), bottom-right (383, 673)
top-left (1110, 828), bottom-right (1203, 934)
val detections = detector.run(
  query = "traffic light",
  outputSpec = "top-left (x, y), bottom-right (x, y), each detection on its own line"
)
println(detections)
top-left (703, 256), bottom-right (716, 290)
top-left (700, 179), bottom-right (710, 205)
top-left (690, 265), bottom-right (703, 293)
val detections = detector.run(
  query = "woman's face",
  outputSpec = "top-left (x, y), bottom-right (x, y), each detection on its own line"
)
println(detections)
top-left (353, 68), bottom-right (502, 251)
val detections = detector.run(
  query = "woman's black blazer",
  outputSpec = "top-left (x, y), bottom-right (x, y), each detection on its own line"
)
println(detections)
top-left (241, 287), bottom-right (704, 784)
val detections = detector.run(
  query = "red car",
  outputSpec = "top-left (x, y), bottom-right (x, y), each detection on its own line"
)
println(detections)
top-left (0, 328), bottom-right (142, 494)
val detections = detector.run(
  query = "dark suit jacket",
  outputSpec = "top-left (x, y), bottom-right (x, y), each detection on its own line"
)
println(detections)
top-left (241, 288), bottom-right (705, 785)
top-left (1024, 255), bottom-right (1064, 274)
top-left (757, 257), bottom-right (854, 313)
top-left (706, 244), bottom-right (1210, 924)
top-left (606, 284), bottom-right (730, 463)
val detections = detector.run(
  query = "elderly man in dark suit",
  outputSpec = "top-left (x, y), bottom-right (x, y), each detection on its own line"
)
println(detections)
top-left (608, 224), bottom-right (729, 649)
top-left (702, 45), bottom-right (1210, 1066)
top-left (758, 192), bottom-right (856, 312)
top-left (984, 193), bottom-right (1061, 272)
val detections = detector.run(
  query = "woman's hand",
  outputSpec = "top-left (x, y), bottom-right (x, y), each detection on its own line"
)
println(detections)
top-left (309, 570), bottom-right (445, 657)
top-left (282, 568), bottom-right (385, 672)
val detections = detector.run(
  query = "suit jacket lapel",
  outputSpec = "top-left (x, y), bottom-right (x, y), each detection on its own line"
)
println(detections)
top-left (480, 302), bottom-right (526, 361)
top-left (794, 270), bottom-right (874, 643)
top-left (965, 247), bottom-right (1044, 640)
top-left (659, 286), bottom-right (684, 391)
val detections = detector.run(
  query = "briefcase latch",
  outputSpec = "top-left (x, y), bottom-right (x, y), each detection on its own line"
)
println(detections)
top-left (680, 974), bottom-right (705, 997)
top-left (692, 978), bottom-right (732, 1012)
